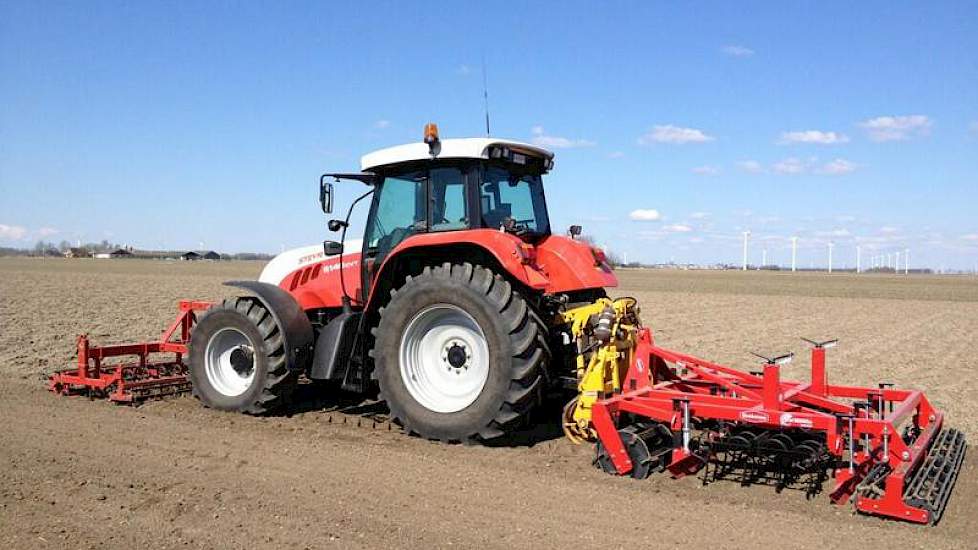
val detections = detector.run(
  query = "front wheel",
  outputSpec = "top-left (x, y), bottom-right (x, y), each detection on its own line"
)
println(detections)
top-left (371, 263), bottom-right (547, 442)
top-left (188, 297), bottom-right (297, 414)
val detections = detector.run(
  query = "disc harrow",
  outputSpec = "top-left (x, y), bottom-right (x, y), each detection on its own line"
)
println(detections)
top-left (558, 299), bottom-right (967, 525)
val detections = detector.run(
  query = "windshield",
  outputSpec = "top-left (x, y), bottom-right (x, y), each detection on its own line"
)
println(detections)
top-left (479, 165), bottom-right (550, 236)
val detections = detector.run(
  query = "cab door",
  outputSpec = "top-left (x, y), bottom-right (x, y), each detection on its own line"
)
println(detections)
top-left (360, 166), bottom-right (470, 301)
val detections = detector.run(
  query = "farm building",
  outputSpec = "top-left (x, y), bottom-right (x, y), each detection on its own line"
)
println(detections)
top-left (181, 250), bottom-right (221, 261)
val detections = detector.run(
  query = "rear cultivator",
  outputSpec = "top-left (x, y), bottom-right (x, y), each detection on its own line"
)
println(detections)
top-left (562, 299), bottom-right (966, 525)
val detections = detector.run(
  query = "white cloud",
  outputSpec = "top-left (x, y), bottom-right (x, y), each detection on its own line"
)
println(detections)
top-left (738, 157), bottom-right (857, 176)
top-left (663, 223), bottom-right (693, 233)
top-left (859, 115), bottom-right (931, 142)
top-left (778, 130), bottom-right (849, 145)
top-left (690, 212), bottom-right (710, 219)
top-left (879, 226), bottom-right (899, 234)
top-left (772, 157), bottom-right (809, 174)
top-left (961, 233), bottom-right (978, 242)
top-left (0, 224), bottom-right (28, 241)
top-left (691, 165), bottom-right (720, 175)
top-left (689, 236), bottom-right (705, 243)
top-left (37, 227), bottom-right (59, 237)
top-left (721, 45), bottom-right (754, 57)
top-left (373, 119), bottom-right (391, 129)
top-left (638, 125), bottom-right (714, 145)
top-left (629, 209), bottom-right (662, 222)
top-left (607, 151), bottom-right (625, 159)
top-left (530, 126), bottom-right (595, 149)
top-left (456, 64), bottom-right (472, 76)
top-left (737, 160), bottom-right (765, 174)
top-left (818, 158), bottom-right (858, 175)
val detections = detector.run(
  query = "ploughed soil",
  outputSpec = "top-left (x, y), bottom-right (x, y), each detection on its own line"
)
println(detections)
top-left (1, 258), bottom-right (977, 549)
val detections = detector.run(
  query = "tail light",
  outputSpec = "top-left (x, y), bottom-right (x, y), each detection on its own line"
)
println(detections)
top-left (517, 243), bottom-right (537, 265)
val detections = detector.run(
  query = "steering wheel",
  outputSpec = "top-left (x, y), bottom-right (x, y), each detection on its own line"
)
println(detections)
top-left (502, 217), bottom-right (533, 235)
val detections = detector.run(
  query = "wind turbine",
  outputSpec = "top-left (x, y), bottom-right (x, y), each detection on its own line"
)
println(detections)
top-left (761, 248), bottom-right (767, 269)
top-left (895, 250), bottom-right (901, 274)
top-left (791, 236), bottom-right (798, 272)
top-left (904, 248), bottom-right (910, 274)
top-left (828, 241), bottom-right (835, 273)
top-left (742, 230), bottom-right (751, 271)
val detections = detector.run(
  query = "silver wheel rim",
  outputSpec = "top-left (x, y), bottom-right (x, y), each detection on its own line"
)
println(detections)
top-left (398, 304), bottom-right (490, 413)
top-left (204, 327), bottom-right (257, 397)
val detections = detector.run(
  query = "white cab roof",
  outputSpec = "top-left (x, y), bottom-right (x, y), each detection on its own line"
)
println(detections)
top-left (360, 138), bottom-right (554, 171)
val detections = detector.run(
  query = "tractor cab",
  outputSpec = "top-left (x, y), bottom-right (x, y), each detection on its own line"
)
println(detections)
top-left (322, 125), bottom-right (562, 304)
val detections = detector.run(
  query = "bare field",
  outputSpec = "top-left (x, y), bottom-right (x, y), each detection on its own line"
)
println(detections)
top-left (1, 258), bottom-right (976, 549)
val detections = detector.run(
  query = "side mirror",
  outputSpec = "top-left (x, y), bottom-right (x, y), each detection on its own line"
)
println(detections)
top-left (319, 175), bottom-right (334, 214)
top-left (568, 225), bottom-right (582, 239)
top-left (323, 240), bottom-right (343, 256)
top-left (328, 219), bottom-right (349, 232)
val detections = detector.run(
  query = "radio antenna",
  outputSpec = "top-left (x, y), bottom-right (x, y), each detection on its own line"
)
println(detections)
top-left (482, 55), bottom-right (491, 136)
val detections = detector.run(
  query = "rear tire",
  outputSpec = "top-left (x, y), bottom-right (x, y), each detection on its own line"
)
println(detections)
top-left (371, 263), bottom-right (546, 442)
top-left (189, 297), bottom-right (297, 414)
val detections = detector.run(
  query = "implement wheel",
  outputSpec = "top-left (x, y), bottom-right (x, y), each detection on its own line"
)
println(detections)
top-left (371, 263), bottom-right (546, 442)
top-left (188, 297), bottom-right (297, 414)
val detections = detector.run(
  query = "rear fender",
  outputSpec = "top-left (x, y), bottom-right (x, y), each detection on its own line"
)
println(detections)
top-left (365, 229), bottom-right (549, 311)
top-left (224, 281), bottom-right (314, 371)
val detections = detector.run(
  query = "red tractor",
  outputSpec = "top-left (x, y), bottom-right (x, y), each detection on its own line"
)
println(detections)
top-left (186, 124), bottom-right (614, 441)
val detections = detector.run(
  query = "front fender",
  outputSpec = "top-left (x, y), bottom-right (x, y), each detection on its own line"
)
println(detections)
top-left (224, 280), bottom-right (314, 371)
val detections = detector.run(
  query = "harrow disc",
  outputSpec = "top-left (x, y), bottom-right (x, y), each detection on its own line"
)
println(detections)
top-left (595, 426), bottom-right (655, 479)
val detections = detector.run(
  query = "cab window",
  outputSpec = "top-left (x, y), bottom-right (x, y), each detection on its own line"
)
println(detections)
top-left (429, 167), bottom-right (468, 231)
top-left (364, 171), bottom-right (425, 260)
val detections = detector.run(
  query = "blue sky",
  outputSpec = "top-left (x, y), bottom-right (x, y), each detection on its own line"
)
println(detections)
top-left (2, 2), bottom-right (977, 269)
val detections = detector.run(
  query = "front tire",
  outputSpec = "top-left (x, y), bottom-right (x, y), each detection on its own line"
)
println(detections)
top-left (371, 263), bottom-right (546, 442)
top-left (188, 297), bottom-right (297, 414)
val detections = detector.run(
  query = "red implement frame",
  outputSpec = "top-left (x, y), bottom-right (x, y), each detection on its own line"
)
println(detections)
top-left (48, 301), bottom-right (213, 403)
top-left (593, 328), bottom-right (952, 524)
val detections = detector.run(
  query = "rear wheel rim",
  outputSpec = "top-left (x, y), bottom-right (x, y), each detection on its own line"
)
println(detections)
top-left (398, 304), bottom-right (490, 413)
top-left (204, 327), bottom-right (256, 397)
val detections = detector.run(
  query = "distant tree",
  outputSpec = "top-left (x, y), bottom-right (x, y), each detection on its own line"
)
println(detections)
top-left (58, 240), bottom-right (71, 252)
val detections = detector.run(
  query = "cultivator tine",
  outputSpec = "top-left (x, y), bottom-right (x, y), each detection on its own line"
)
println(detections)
top-left (902, 428), bottom-right (967, 524)
top-left (701, 428), bottom-right (831, 498)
